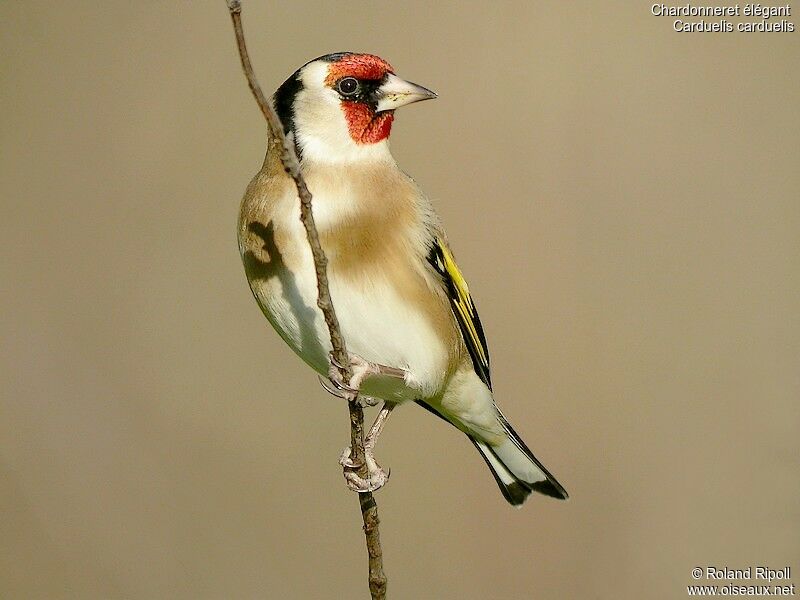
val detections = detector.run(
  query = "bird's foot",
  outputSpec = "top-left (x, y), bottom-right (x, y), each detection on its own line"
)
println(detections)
top-left (339, 446), bottom-right (390, 493)
top-left (325, 352), bottom-right (382, 402)
top-left (318, 376), bottom-right (379, 406)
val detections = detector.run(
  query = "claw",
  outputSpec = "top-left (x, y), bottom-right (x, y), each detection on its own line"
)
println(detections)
top-left (329, 353), bottom-right (346, 371)
top-left (326, 352), bottom-right (383, 403)
top-left (343, 471), bottom-right (389, 493)
top-left (339, 446), bottom-right (390, 493)
top-left (337, 403), bottom-right (394, 493)
top-left (326, 369), bottom-right (358, 402)
top-left (320, 377), bottom-right (381, 406)
top-left (319, 375), bottom-right (345, 398)
top-left (339, 446), bottom-right (363, 469)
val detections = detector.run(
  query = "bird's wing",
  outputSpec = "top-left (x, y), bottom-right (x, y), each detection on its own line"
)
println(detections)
top-left (427, 236), bottom-right (492, 390)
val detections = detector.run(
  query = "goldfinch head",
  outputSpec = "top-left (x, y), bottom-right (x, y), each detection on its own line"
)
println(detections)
top-left (274, 53), bottom-right (436, 163)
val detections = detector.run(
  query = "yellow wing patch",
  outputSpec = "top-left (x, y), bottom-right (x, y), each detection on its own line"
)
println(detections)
top-left (428, 237), bottom-right (492, 389)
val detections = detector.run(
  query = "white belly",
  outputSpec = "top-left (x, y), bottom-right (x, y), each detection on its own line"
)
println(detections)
top-left (242, 203), bottom-right (448, 403)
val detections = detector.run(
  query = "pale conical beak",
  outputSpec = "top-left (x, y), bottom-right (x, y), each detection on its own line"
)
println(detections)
top-left (375, 73), bottom-right (437, 112)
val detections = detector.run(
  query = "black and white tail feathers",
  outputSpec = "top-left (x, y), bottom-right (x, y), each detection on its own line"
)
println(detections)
top-left (472, 415), bottom-right (568, 506)
top-left (416, 400), bottom-right (568, 506)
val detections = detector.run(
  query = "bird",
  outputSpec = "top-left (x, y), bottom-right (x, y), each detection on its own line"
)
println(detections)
top-left (238, 52), bottom-right (568, 505)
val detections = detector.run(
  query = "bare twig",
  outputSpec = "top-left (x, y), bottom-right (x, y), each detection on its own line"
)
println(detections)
top-left (224, 2), bottom-right (387, 598)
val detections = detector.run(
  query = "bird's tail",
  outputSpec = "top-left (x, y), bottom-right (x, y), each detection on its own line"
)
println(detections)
top-left (471, 416), bottom-right (568, 506)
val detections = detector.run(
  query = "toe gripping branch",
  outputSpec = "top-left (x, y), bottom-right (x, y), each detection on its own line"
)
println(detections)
top-left (339, 403), bottom-right (395, 493)
top-left (322, 352), bottom-right (404, 493)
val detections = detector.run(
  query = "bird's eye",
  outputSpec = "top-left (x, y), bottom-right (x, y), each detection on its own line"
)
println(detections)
top-left (336, 77), bottom-right (360, 96)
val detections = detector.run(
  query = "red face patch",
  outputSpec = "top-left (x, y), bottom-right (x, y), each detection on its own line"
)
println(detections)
top-left (324, 54), bottom-right (394, 86)
top-left (325, 54), bottom-right (395, 145)
top-left (340, 103), bottom-right (394, 144)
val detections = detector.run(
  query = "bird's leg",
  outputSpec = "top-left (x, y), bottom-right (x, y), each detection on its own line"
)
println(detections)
top-left (364, 402), bottom-right (394, 453)
top-left (324, 352), bottom-right (405, 492)
top-left (340, 403), bottom-right (396, 493)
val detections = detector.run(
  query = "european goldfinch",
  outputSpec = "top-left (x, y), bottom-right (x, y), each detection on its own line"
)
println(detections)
top-left (238, 52), bottom-right (568, 505)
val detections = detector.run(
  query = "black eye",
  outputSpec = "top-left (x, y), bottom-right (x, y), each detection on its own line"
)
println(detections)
top-left (337, 77), bottom-right (360, 96)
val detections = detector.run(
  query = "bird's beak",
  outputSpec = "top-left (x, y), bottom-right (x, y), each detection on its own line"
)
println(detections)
top-left (375, 73), bottom-right (437, 113)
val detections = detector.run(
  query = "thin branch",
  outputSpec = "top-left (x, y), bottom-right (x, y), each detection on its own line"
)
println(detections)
top-left (224, 2), bottom-right (387, 598)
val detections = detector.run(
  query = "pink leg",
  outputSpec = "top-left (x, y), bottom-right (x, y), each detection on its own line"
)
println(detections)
top-left (339, 403), bottom-right (396, 493)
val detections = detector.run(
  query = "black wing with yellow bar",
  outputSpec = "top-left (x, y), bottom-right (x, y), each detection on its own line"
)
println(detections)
top-left (428, 237), bottom-right (492, 390)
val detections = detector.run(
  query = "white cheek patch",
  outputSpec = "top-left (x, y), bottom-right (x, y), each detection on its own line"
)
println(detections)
top-left (295, 63), bottom-right (349, 153)
top-left (294, 94), bottom-right (350, 156)
top-left (299, 61), bottom-right (331, 90)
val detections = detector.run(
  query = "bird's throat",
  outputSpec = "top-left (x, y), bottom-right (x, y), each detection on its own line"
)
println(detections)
top-left (341, 103), bottom-right (394, 144)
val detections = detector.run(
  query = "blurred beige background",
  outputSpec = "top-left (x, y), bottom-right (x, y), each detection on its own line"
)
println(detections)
top-left (2, 2), bottom-right (798, 599)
